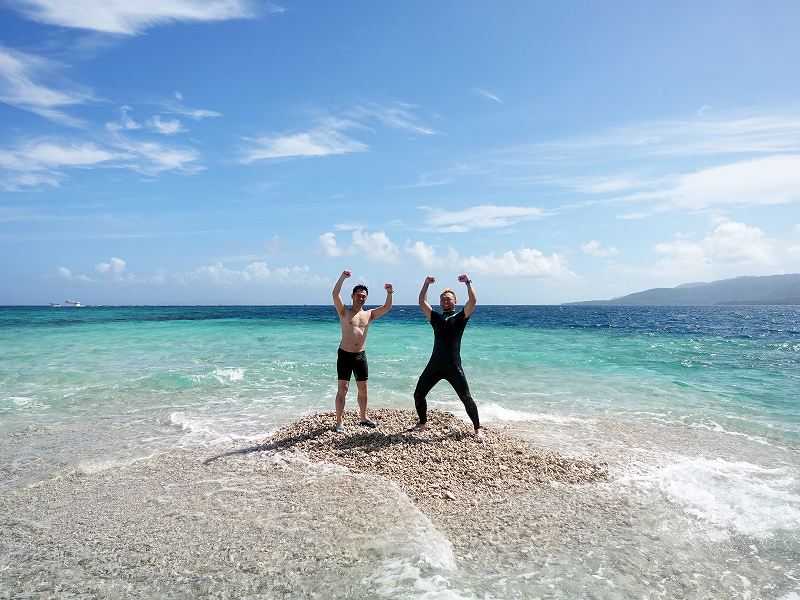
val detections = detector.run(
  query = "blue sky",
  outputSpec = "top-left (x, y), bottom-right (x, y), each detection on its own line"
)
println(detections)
top-left (2, 1), bottom-right (800, 305)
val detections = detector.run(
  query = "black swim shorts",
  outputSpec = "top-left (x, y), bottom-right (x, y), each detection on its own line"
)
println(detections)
top-left (337, 348), bottom-right (368, 382)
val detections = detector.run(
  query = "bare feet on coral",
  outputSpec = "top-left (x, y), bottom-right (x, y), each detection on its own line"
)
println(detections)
top-left (405, 422), bottom-right (429, 433)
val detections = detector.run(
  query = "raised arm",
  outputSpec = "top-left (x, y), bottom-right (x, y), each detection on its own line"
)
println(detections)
top-left (458, 274), bottom-right (476, 318)
top-left (370, 283), bottom-right (394, 320)
top-left (418, 276), bottom-right (435, 321)
top-left (332, 270), bottom-right (350, 316)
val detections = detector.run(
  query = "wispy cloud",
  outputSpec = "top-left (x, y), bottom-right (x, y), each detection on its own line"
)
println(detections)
top-left (105, 105), bottom-right (141, 132)
top-left (158, 96), bottom-right (222, 120)
top-left (616, 154), bottom-right (800, 212)
top-left (422, 205), bottom-right (544, 233)
top-left (474, 88), bottom-right (502, 103)
top-left (0, 139), bottom-right (116, 172)
top-left (353, 101), bottom-right (438, 136)
top-left (149, 115), bottom-right (185, 135)
top-left (241, 119), bottom-right (367, 163)
top-left (0, 45), bottom-right (92, 125)
top-left (10, 0), bottom-right (257, 35)
top-left (524, 112), bottom-right (800, 161)
top-left (112, 137), bottom-right (202, 174)
top-left (392, 174), bottom-right (453, 189)
top-left (0, 133), bottom-right (202, 190)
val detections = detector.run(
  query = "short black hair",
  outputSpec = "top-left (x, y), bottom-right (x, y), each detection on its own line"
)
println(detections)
top-left (352, 284), bottom-right (368, 295)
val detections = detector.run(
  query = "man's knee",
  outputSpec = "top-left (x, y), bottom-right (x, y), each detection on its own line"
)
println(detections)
top-left (337, 380), bottom-right (350, 394)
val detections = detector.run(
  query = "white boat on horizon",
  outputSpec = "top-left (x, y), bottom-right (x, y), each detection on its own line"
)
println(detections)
top-left (51, 300), bottom-right (82, 308)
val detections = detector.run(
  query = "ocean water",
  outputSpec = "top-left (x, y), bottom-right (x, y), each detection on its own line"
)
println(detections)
top-left (1, 305), bottom-right (799, 598)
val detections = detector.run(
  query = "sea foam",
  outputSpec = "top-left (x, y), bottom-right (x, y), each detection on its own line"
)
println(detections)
top-left (648, 457), bottom-right (800, 537)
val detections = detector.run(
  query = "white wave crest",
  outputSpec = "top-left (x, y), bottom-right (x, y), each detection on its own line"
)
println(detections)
top-left (480, 402), bottom-right (590, 425)
top-left (649, 457), bottom-right (800, 537)
top-left (211, 367), bottom-right (244, 383)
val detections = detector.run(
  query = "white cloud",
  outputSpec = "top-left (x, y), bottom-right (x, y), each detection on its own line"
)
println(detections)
top-left (582, 240), bottom-right (619, 258)
top-left (474, 88), bottom-right (502, 103)
top-left (10, 0), bottom-right (256, 35)
top-left (94, 256), bottom-right (127, 281)
top-left (423, 205), bottom-right (544, 233)
top-left (149, 115), bottom-right (185, 135)
top-left (652, 239), bottom-right (713, 278)
top-left (318, 232), bottom-right (343, 258)
top-left (461, 109), bottom-right (800, 204)
top-left (319, 229), bottom-right (399, 263)
top-left (704, 221), bottom-right (774, 265)
top-left (95, 257), bottom-right (126, 273)
top-left (651, 220), bottom-right (776, 278)
top-left (0, 45), bottom-right (92, 125)
top-left (461, 248), bottom-right (575, 279)
top-left (112, 137), bottom-right (202, 174)
top-left (185, 261), bottom-right (321, 286)
top-left (404, 241), bottom-right (448, 267)
top-left (625, 154), bottom-right (800, 210)
top-left (0, 140), bottom-right (116, 172)
top-left (189, 261), bottom-right (271, 284)
top-left (56, 266), bottom-right (92, 282)
top-left (241, 119), bottom-right (367, 162)
top-left (788, 245), bottom-right (800, 260)
top-left (0, 134), bottom-right (201, 190)
top-left (351, 229), bottom-right (399, 263)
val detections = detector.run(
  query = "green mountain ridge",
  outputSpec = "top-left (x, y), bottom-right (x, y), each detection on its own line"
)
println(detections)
top-left (566, 274), bottom-right (800, 305)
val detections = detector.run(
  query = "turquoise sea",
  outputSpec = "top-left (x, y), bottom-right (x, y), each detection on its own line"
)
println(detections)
top-left (1, 305), bottom-right (799, 598)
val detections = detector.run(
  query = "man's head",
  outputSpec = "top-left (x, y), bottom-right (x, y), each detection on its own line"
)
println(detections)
top-left (440, 289), bottom-right (456, 313)
top-left (351, 284), bottom-right (368, 306)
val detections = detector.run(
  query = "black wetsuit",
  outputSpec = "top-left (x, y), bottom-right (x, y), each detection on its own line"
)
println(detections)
top-left (414, 309), bottom-right (480, 429)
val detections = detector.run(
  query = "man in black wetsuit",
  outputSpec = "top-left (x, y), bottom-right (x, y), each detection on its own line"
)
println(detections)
top-left (408, 274), bottom-right (484, 442)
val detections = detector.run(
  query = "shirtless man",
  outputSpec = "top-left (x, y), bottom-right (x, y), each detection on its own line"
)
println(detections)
top-left (332, 270), bottom-right (394, 431)
top-left (408, 274), bottom-right (484, 442)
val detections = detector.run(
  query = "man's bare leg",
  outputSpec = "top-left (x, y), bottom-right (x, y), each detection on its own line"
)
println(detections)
top-left (355, 380), bottom-right (378, 427)
top-left (356, 380), bottom-right (368, 421)
top-left (335, 380), bottom-right (349, 428)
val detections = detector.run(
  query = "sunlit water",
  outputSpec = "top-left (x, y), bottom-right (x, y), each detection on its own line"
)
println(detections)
top-left (1, 305), bottom-right (799, 598)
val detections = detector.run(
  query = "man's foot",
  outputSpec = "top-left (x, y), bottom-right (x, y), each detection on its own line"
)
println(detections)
top-left (475, 428), bottom-right (485, 443)
top-left (359, 418), bottom-right (377, 428)
top-left (405, 423), bottom-right (428, 433)
top-left (334, 425), bottom-right (345, 433)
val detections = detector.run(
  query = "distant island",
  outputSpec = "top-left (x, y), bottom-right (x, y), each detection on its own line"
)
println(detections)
top-left (566, 274), bottom-right (800, 306)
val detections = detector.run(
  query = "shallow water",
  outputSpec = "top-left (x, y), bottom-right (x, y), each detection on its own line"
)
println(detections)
top-left (1, 305), bottom-right (799, 598)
